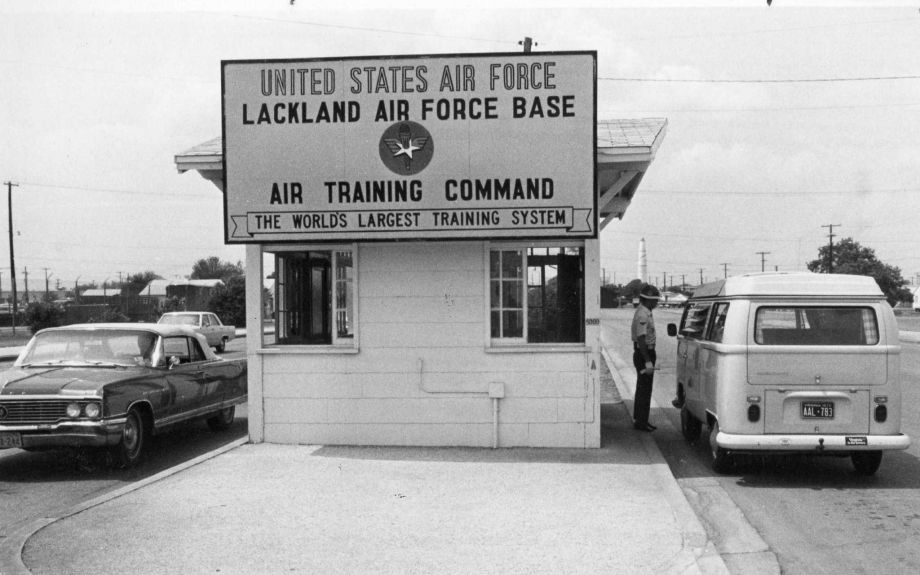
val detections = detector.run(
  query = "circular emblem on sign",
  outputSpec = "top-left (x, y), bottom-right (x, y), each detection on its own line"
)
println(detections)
top-left (0, 405), bottom-right (7, 420)
top-left (379, 121), bottom-right (434, 176)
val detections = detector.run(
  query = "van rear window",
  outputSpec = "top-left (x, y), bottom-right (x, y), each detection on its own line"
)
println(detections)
top-left (754, 307), bottom-right (879, 345)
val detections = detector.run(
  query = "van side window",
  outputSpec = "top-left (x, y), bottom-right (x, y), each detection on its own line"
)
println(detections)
top-left (755, 307), bottom-right (879, 345)
top-left (680, 302), bottom-right (712, 340)
top-left (707, 303), bottom-right (730, 343)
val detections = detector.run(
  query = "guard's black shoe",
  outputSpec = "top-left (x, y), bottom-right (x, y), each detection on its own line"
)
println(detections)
top-left (671, 397), bottom-right (684, 409)
top-left (633, 423), bottom-right (656, 432)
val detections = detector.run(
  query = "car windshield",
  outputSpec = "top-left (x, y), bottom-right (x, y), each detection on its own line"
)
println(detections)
top-left (159, 314), bottom-right (198, 326)
top-left (18, 329), bottom-right (161, 367)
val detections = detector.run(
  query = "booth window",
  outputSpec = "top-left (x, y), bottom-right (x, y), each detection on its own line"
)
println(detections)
top-left (490, 246), bottom-right (584, 343)
top-left (273, 249), bottom-right (354, 345)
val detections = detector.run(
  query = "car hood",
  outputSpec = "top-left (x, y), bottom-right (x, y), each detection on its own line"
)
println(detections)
top-left (0, 367), bottom-right (142, 396)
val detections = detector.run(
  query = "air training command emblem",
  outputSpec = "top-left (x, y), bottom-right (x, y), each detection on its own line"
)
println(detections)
top-left (379, 121), bottom-right (433, 176)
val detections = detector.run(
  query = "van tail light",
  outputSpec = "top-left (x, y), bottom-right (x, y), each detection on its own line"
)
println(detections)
top-left (875, 405), bottom-right (888, 423)
top-left (746, 395), bottom-right (761, 422)
top-left (874, 396), bottom-right (888, 423)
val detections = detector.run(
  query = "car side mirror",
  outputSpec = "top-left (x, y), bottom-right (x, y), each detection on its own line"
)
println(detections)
top-left (667, 323), bottom-right (678, 337)
top-left (168, 356), bottom-right (181, 369)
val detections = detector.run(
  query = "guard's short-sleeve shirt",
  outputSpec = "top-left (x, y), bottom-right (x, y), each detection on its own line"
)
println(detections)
top-left (631, 305), bottom-right (656, 348)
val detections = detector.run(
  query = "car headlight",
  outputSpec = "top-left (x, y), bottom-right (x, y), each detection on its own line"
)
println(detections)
top-left (66, 403), bottom-right (82, 418)
top-left (84, 403), bottom-right (101, 418)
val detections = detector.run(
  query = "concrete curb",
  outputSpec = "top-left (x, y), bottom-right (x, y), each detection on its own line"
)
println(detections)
top-left (600, 346), bottom-right (730, 575)
top-left (0, 437), bottom-right (249, 575)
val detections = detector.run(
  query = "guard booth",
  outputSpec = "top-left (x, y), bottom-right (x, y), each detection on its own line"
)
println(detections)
top-left (175, 52), bottom-right (666, 448)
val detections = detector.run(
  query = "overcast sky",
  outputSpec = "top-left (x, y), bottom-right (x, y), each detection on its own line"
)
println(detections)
top-left (1, 0), bottom-right (918, 292)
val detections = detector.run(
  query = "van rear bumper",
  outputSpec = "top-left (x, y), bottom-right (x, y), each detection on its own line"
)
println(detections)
top-left (717, 431), bottom-right (911, 452)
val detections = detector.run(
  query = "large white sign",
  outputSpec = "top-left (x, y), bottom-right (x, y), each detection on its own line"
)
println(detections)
top-left (222, 52), bottom-right (596, 242)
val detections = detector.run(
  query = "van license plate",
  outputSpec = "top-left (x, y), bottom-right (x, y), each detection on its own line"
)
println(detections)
top-left (802, 401), bottom-right (834, 419)
top-left (0, 432), bottom-right (22, 448)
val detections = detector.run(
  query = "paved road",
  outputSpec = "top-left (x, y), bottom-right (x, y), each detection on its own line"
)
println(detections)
top-left (0, 338), bottom-right (248, 543)
top-left (602, 308), bottom-right (920, 575)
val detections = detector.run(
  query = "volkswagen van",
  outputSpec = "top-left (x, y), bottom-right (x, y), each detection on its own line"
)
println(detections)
top-left (667, 272), bottom-right (910, 475)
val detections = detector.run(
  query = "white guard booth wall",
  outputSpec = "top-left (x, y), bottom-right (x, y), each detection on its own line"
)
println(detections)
top-left (175, 52), bottom-right (666, 448)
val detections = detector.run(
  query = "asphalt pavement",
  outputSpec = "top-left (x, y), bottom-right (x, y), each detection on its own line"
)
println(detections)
top-left (4, 342), bottom-right (734, 575)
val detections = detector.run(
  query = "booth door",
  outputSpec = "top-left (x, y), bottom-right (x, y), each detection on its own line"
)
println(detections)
top-left (277, 252), bottom-right (332, 345)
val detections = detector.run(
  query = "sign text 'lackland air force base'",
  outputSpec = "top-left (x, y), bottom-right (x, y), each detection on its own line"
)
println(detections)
top-left (222, 52), bottom-right (597, 242)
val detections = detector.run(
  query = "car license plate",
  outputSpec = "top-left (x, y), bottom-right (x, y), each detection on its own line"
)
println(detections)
top-left (802, 401), bottom-right (834, 419)
top-left (0, 432), bottom-right (22, 449)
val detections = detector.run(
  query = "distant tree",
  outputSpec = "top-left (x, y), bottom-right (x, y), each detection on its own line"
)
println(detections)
top-left (208, 275), bottom-right (246, 327)
top-left (622, 279), bottom-right (644, 300)
top-left (23, 301), bottom-right (65, 334)
top-left (161, 296), bottom-right (185, 312)
top-left (122, 271), bottom-right (162, 297)
top-left (807, 237), bottom-right (911, 306)
top-left (89, 307), bottom-right (129, 323)
top-left (600, 283), bottom-right (620, 308)
top-left (191, 257), bottom-right (243, 281)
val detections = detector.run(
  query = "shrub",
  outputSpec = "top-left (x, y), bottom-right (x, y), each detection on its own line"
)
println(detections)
top-left (23, 302), bottom-right (65, 334)
top-left (89, 307), bottom-right (130, 323)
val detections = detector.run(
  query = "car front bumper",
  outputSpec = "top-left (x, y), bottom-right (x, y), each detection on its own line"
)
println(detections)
top-left (716, 431), bottom-right (911, 452)
top-left (0, 417), bottom-right (127, 450)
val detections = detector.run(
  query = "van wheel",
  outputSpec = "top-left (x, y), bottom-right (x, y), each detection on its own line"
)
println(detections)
top-left (680, 406), bottom-right (702, 441)
top-left (709, 420), bottom-right (732, 474)
top-left (852, 451), bottom-right (883, 476)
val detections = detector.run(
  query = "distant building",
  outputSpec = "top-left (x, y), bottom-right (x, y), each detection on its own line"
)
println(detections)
top-left (661, 291), bottom-right (688, 308)
top-left (164, 279), bottom-right (225, 310)
top-left (79, 288), bottom-right (118, 304)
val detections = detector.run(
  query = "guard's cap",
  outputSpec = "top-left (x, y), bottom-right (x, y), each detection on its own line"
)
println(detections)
top-left (639, 284), bottom-right (661, 300)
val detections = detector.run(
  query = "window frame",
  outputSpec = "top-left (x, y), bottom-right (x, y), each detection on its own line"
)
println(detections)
top-left (486, 241), bottom-right (586, 348)
top-left (753, 305), bottom-right (880, 346)
top-left (264, 244), bottom-right (358, 349)
top-left (679, 302), bottom-right (713, 340)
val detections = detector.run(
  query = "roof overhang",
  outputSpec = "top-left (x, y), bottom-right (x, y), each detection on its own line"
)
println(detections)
top-left (175, 118), bottom-right (667, 231)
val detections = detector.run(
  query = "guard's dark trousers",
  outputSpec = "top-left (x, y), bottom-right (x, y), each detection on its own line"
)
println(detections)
top-left (632, 348), bottom-right (657, 425)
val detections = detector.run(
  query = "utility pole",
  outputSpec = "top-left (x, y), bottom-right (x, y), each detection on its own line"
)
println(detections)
top-left (756, 251), bottom-right (771, 272)
top-left (698, 268), bottom-right (704, 285)
top-left (821, 224), bottom-right (841, 273)
top-left (23, 266), bottom-right (29, 304)
top-left (721, 263), bottom-right (730, 279)
top-left (4, 181), bottom-right (18, 333)
top-left (518, 37), bottom-right (537, 52)
top-left (43, 267), bottom-right (52, 299)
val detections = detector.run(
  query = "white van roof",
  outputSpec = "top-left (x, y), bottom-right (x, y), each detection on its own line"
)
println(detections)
top-left (690, 272), bottom-right (883, 299)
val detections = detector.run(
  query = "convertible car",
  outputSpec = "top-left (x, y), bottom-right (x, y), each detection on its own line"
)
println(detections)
top-left (0, 323), bottom-right (247, 467)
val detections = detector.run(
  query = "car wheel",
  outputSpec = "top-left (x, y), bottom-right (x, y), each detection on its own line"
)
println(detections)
top-left (680, 406), bottom-right (702, 442)
top-left (215, 337), bottom-right (227, 353)
top-left (709, 419), bottom-right (732, 474)
top-left (111, 408), bottom-right (146, 468)
top-left (852, 451), bottom-right (883, 476)
top-left (207, 406), bottom-right (236, 431)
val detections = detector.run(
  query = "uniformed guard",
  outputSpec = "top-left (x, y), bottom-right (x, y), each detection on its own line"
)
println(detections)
top-left (631, 284), bottom-right (660, 431)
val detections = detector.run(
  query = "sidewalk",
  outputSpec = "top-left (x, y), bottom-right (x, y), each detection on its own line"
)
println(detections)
top-left (5, 347), bottom-right (731, 575)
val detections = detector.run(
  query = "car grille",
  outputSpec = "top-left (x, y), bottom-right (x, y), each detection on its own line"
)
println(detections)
top-left (0, 400), bottom-right (93, 425)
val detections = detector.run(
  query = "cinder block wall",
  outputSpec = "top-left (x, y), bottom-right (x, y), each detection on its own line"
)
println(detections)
top-left (260, 241), bottom-right (595, 448)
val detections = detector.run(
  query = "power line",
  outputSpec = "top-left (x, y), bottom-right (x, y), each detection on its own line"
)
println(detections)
top-left (639, 187), bottom-right (920, 196)
top-left (229, 14), bottom-right (517, 46)
top-left (17, 181), bottom-right (216, 199)
top-left (600, 74), bottom-right (920, 84)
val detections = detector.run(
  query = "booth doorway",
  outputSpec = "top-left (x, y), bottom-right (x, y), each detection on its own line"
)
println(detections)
top-left (276, 251), bottom-right (332, 344)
